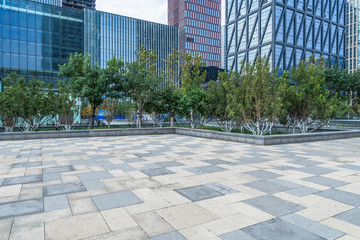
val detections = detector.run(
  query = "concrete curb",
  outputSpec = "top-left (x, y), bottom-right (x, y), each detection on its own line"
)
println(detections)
top-left (0, 127), bottom-right (359, 145)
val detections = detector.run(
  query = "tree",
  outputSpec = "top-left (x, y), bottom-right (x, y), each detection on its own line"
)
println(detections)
top-left (281, 56), bottom-right (342, 133)
top-left (120, 46), bottom-right (160, 128)
top-left (115, 100), bottom-right (137, 125)
top-left (54, 80), bottom-right (77, 131)
top-left (207, 71), bottom-right (240, 132)
top-left (351, 70), bottom-right (360, 118)
top-left (101, 99), bottom-right (118, 128)
top-left (226, 57), bottom-right (285, 135)
top-left (59, 53), bottom-right (124, 129)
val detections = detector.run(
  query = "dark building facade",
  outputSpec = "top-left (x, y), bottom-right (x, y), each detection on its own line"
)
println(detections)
top-left (225, 0), bottom-right (346, 72)
top-left (0, 0), bottom-right (178, 84)
top-left (62, 0), bottom-right (95, 10)
top-left (168, 0), bottom-right (222, 67)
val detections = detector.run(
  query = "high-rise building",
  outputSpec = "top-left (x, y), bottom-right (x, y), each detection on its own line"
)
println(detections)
top-left (62, 0), bottom-right (95, 10)
top-left (226, 0), bottom-right (346, 72)
top-left (168, 0), bottom-right (222, 67)
top-left (347, 0), bottom-right (359, 72)
top-left (221, 25), bottom-right (226, 69)
top-left (30, 0), bottom-right (62, 6)
top-left (0, 0), bottom-right (178, 84)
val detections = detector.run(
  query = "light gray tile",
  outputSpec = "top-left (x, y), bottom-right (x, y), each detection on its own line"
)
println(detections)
top-left (204, 159), bottom-right (232, 165)
top-left (244, 180), bottom-right (293, 194)
top-left (147, 231), bottom-right (186, 240)
top-left (155, 161), bottom-right (184, 168)
top-left (92, 191), bottom-right (143, 211)
top-left (43, 166), bottom-right (74, 174)
top-left (43, 172), bottom-right (61, 182)
top-left (186, 165), bottom-right (227, 175)
top-left (220, 230), bottom-right (256, 240)
top-left (174, 185), bottom-right (223, 202)
top-left (78, 171), bottom-right (113, 182)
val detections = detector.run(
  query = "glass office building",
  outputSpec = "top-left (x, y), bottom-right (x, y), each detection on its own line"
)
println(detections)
top-left (0, 0), bottom-right (178, 83)
top-left (62, 0), bottom-right (95, 10)
top-left (347, 0), bottom-right (359, 72)
top-left (30, 0), bottom-right (62, 6)
top-left (225, 0), bottom-right (346, 72)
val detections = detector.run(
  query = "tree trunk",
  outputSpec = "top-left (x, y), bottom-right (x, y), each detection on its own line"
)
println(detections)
top-left (91, 107), bottom-right (96, 129)
top-left (171, 116), bottom-right (174, 127)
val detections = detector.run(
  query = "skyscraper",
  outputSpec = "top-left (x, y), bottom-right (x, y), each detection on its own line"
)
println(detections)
top-left (168, 0), bottom-right (222, 67)
top-left (226, 0), bottom-right (346, 72)
top-left (347, 0), bottom-right (359, 72)
top-left (62, 0), bottom-right (95, 10)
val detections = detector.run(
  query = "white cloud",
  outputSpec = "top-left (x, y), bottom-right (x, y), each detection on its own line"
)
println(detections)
top-left (96, 0), bottom-right (226, 26)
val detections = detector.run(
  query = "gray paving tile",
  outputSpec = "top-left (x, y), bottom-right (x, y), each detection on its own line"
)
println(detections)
top-left (44, 194), bottom-right (70, 212)
top-left (315, 189), bottom-right (360, 206)
top-left (43, 166), bottom-right (74, 174)
top-left (174, 151), bottom-right (194, 156)
top-left (43, 172), bottom-right (62, 182)
top-left (335, 208), bottom-right (360, 226)
top-left (242, 218), bottom-right (325, 240)
top-left (185, 165), bottom-right (227, 175)
top-left (205, 183), bottom-right (238, 195)
top-left (273, 166), bottom-right (297, 171)
top-left (0, 178), bottom-right (4, 186)
top-left (303, 176), bottom-right (348, 188)
top-left (290, 160), bottom-right (323, 166)
top-left (285, 186), bottom-right (320, 197)
top-left (175, 185), bottom-right (224, 202)
top-left (147, 231), bottom-right (186, 240)
top-left (11, 161), bottom-right (42, 168)
top-left (155, 161), bottom-right (184, 168)
top-left (0, 199), bottom-right (43, 219)
top-left (121, 157), bottom-right (146, 163)
top-left (338, 164), bottom-right (360, 171)
top-left (43, 182), bottom-right (87, 197)
top-left (78, 171), bottom-right (113, 182)
top-left (233, 157), bottom-right (271, 165)
top-left (244, 170), bottom-right (282, 179)
top-left (203, 159), bottom-right (232, 165)
top-left (2, 175), bottom-right (43, 186)
top-left (141, 168), bottom-right (175, 177)
top-left (82, 180), bottom-right (106, 191)
top-left (42, 161), bottom-right (57, 166)
top-left (266, 179), bottom-right (302, 189)
top-left (244, 180), bottom-right (293, 194)
top-left (70, 159), bottom-right (99, 166)
top-left (104, 163), bottom-right (136, 172)
top-left (243, 195), bottom-right (305, 217)
top-left (220, 230), bottom-right (256, 240)
top-left (296, 166), bottom-right (337, 175)
top-left (280, 214), bottom-right (344, 240)
top-left (92, 190), bottom-right (143, 211)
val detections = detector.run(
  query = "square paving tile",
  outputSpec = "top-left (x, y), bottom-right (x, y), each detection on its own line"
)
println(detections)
top-left (203, 159), bottom-right (232, 165)
top-left (296, 166), bottom-right (338, 175)
top-left (315, 189), bottom-right (360, 206)
top-left (82, 180), bottom-right (106, 191)
top-left (78, 171), bottom-right (113, 182)
top-left (290, 160), bottom-right (323, 166)
top-left (220, 229), bottom-right (257, 240)
top-left (334, 208), bottom-right (360, 226)
top-left (338, 164), bottom-right (360, 171)
top-left (141, 168), bottom-right (175, 177)
top-left (243, 195), bottom-right (305, 217)
top-left (44, 194), bottom-right (70, 212)
top-left (244, 180), bottom-right (293, 194)
top-left (154, 161), bottom-right (184, 168)
top-left (175, 185), bottom-right (224, 202)
top-left (186, 165), bottom-right (227, 175)
top-left (303, 176), bottom-right (348, 188)
top-left (11, 161), bottom-right (42, 168)
top-left (242, 218), bottom-right (325, 240)
top-left (147, 231), bottom-right (186, 240)
top-left (285, 186), bottom-right (320, 197)
top-left (280, 214), bottom-right (344, 239)
top-left (205, 183), bottom-right (238, 195)
top-left (2, 175), bottom-right (43, 186)
top-left (92, 190), bottom-right (143, 211)
top-left (244, 170), bottom-right (282, 179)
top-left (43, 172), bottom-right (62, 182)
top-left (43, 182), bottom-right (87, 197)
top-left (43, 166), bottom-right (74, 174)
top-left (0, 198), bottom-right (43, 219)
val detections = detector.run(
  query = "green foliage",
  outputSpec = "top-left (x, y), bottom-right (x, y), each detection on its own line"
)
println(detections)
top-left (100, 99), bottom-right (118, 128)
top-left (179, 51), bottom-right (206, 93)
top-left (54, 80), bottom-right (77, 130)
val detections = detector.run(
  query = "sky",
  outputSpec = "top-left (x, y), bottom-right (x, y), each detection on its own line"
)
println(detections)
top-left (96, 0), bottom-right (226, 26)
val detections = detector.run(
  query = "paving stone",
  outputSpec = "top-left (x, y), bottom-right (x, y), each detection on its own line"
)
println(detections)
top-left (42, 161), bottom-right (57, 166)
top-left (141, 168), bottom-right (175, 177)
top-left (101, 207), bottom-right (138, 231)
top-left (155, 161), bottom-right (184, 168)
top-left (43, 173), bottom-right (61, 182)
top-left (232, 158), bottom-right (270, 165)
top-left (43, 166), bottom-right (74, 174)
top-left (78, 171), bottom-right (113, 182)
top-left (0, 218), bottom-right (13, 240)
top-left (280, 213), bottom-right (345, 239)
top-left (11, 161), bottom-right (42, 168)
top-left (203, 159), bottom-right (232, 165)
top-left (334, 208), bottom-right (360, 226)
top-left (274, 166), bottom-right (297, 171)
top-left (220, 229), bottom-right (256, 240)
top-left (132, 211), bottom-right (175, 237)
top-left (121, 157), bottom-right (146, 163)
top-left (315, 189), bottom-right (360, 207)
top-left (303, 176), bottom-right (348, 188)
top-left (175, 185), bottom-right (224, 202)
top-left (70, 159), bottom-right (99, 166)
top-left (2, 175), bottom-right (43, 186)
top-left (0, 178), bottom-right (4, 186)
top-left (244, 170), bottom-right (282, 179)
top-left (244, 179), bottom-right (293, 194)
top-left (290, 160), bottom-right (324, 166)
top-left (205, 183), bottom-right (238, 195)
top-left (242, 218), bottom-right (325, 240)
top-left (296, 166), bottom-right (338, 175)
top-left (69, 197), bottom-right (98, 215)
top-left (82, 180), bottom-right (106, 191)
top-left (175, 151), bottom-right (194, 156)
top-left (243, 195), bottom-right (305, 217)
top-left (43, 183), bottom-right (87, 197)
top-left (147, 231), bottom-right (186, 240)
top-left (44, 194), bottom-right (70, 212)
top-left (0, 199), bottom-right (43, 219)
top-left (338, 164), bottom-right (360, 171)
top-left (92, 190), bottom-right (143, 211)
top-left (186, 165), bottom-right (227, 175)
top-left (285, 186), bottom-right (320, 197)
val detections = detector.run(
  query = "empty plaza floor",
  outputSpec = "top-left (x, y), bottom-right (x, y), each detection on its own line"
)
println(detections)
top-left (0, 135), bottom-right (360, 240)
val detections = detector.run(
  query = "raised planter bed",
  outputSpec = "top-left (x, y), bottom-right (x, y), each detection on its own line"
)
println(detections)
top-left (0, 127), bottom-right (359, 145)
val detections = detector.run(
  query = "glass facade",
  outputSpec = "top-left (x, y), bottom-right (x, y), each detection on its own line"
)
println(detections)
top-left (62, 0), bottom-right (95, 10)
top-left (1, 0), bottom-right (178, 83)
top-left (30, 0), bottom-right (62, 6)
top-left (226, 0), bottom-right (346, 72)
top-left (347, 0), bottom-right (359, 72)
